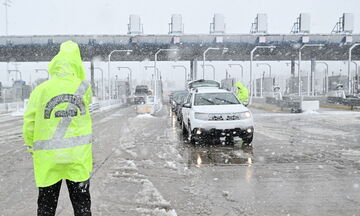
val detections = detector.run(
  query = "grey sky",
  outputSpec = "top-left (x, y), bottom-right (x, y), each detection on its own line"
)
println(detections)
top-left (0, 0), bottom-right (359, 90)
top-left (1, 0), bottom-right (360, 35)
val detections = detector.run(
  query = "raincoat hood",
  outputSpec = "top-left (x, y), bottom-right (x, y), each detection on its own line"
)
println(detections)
top-left (234, 82), bottom-right (244, 89)
top-left (48, 41), bottom-right (86, 80)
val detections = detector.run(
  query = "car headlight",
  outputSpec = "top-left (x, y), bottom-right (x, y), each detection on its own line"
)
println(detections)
top-left (240, 111), bottom-right (252, 119)
top-left (194, 112), bottom-right (209, 120)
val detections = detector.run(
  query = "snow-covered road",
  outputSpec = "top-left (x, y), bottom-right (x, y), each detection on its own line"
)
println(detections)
top-left (1, 105), bottom-right (360, 215)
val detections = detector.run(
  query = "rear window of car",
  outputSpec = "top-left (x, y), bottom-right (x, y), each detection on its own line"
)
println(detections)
top-left (174, 92), bottom-right (188, 103)
top-left (188, 80), bottom-right (220, 89)
top-left (194, 93), bottom-right (240, 106)
top-left (135, 87), bottom-right (148, 95)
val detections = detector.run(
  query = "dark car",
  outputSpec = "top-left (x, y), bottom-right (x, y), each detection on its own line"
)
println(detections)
top-left (169, 90), bottom-right (185, 110)
top-left (134, 85), bottom-right (150, 104)
top-left (172, 91), bottom-right (189, 123)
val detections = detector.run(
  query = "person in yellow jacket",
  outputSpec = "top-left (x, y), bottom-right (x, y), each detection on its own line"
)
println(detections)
top-left (234, 82), bottom-right (249, 105)
top-left (23, 41), bottom-right (92, 216)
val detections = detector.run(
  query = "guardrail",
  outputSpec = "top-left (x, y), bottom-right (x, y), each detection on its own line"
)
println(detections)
top-left (327, 96), bottom-right (360, 108)
top-left (265, 96), bottom-right (302, 113)
top-left (0, 101), bottom-right (23, 113)
top-left (89, 102), bottom-right (100, 113)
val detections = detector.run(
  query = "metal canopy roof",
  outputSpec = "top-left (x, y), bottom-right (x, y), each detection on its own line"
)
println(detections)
top-left (0, 34), bottom-right (359, 62)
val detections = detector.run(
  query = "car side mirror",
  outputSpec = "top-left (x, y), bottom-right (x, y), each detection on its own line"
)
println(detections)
top-left (183, 103), bottom-right (191, 108)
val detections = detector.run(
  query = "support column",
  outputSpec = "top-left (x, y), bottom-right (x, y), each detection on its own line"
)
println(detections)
top-left (190, 59), bottom-right (198, 80)
top-left (90, 59), bottom-right (95, 96)
top-left (311, 58), bottom-right (316, 96)
top-left (291, 59), bottom-right (295, 77)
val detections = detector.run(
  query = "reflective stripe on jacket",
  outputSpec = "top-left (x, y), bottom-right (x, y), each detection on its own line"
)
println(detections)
top-left (23, 41), bottom-right (93, 187)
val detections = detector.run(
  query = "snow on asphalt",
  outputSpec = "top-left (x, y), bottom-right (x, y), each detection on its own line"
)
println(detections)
top-left (136, 113), bottom-right (156, 119)
top-left (97, 107), bottom-right (179, 215)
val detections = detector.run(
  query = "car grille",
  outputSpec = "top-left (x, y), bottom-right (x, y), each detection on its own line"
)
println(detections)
top-left (209, 113), bottom-right (240, 121)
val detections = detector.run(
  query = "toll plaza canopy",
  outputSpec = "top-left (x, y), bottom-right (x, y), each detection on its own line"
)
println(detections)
top-left (0, 34), bottom-right (359, 62)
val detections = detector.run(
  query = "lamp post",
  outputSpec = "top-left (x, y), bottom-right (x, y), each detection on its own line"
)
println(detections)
top-left (202, 47), bottom-right (228, 79)
top-left (172, 65), bottom-right (188, 88)
top-left (145, 66), bottom-right (160, 91)
top-left (201, 64), bottom-right (216, 80)
top-left (348, 44), bottom-right (360, 95)
top-left (114, 75), bottom-right (119, 99)
top-left (316, 62), bottom-right (329, 94)
top-left (228, 63), bottom-right (244, 81)
top-left (118, 67), bottom-right (133, 96)
top-left (154, 48), bottom-right (178, 102)
top-left (107, 49), bottom-right (132, 100)
top-left (298, 44), bottom-right (324, 97)
top-left (256, 63), bottom-right (272, 98)
top-left (250, 46), bottom-right (276, 97)
top-left (3, 0), bottom-right (11, 36)
top-left (352, 61), bottom-right (358, 94)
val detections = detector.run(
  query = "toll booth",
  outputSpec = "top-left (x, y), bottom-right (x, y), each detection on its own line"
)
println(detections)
top-left (255, 77), bottom-right (274, 97)
top-left (285, 76), bottom-right (308, 95)
top-left (114, 81), bottom-right (130, 100)
top-left (354, 75), bottom-right (360, 94)
top-left (328, 75), bottom-right (348, 92)
top-left (13, 80), bottom-right (31, 101)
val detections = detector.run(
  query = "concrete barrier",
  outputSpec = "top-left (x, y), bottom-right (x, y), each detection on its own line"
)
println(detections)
top-left (0, 101), bottom-right (23, 113)
top-left (301, 101), bottom-right (320, 112)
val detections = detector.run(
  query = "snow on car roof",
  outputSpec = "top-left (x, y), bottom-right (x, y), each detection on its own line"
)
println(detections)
top-left (187, 79), bottom-right (220, 89)
top-left (194, 87), bottom-right (230, 93)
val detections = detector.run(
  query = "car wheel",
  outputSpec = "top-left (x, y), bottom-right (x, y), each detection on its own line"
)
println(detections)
top-left (226, 136), bottom-right (235, 146)
top-left (182, 122), bottom-right (188, 136)
top-left (187, 123), bottom-right (197, 145)
top-left (188, 132), bottom-right (196, 144)
top-left (242, 135), bottom-right (253, 147)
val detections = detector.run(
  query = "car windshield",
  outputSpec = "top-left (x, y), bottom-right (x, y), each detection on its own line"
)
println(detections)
top-left (194, 93), bottom-right (240, 106)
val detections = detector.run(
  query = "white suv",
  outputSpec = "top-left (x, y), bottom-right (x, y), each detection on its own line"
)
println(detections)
top-left (181, 87), bottom-right (254, 145)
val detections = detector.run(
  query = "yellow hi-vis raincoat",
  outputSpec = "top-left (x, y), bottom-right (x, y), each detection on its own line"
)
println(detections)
top-left (234, 82), bottom-right (249, 104)
top-left (23, 41), bottom-right (93, 187)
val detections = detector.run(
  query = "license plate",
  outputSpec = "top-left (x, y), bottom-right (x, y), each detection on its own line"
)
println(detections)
top-left (220, 137), bottom-right (226, 141)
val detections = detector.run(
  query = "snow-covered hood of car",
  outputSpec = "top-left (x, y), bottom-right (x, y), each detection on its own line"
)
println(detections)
top-left (192, 104), bottom-right (249, 113)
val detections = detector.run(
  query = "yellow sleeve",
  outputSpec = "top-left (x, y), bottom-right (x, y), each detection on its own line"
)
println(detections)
top-left (84, 83), bottom-right (93, 106)
top-left (22, 89), bottom-right (39, 152)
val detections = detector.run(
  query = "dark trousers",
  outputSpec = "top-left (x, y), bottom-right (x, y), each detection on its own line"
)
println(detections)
top-left (37, 179), bottom-right (91, 216)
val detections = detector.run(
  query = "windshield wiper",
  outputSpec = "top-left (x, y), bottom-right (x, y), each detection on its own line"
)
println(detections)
top-left (214, 97), bottom-right (237, 104)
top-left (199, 97), bottom-right (216, 105)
